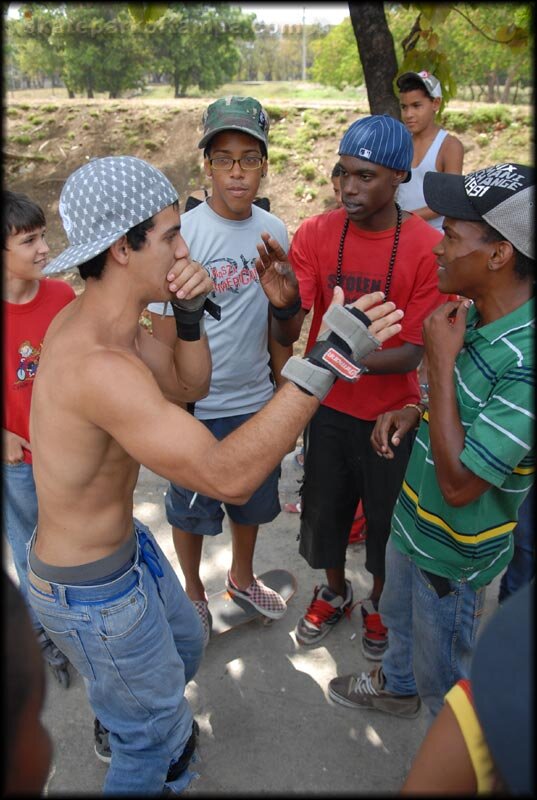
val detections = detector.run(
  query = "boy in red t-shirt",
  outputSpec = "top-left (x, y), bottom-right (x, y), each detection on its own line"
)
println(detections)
top-left (3, 190), bottom-right (75, 687)
top-left (260, 115), bottom-right (446, 658)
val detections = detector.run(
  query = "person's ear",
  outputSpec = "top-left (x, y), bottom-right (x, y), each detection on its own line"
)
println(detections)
top-left (261, 161), bottom-right (268, 178)
top-left (109, 235), bottom-right (129, 264)
top-left (487, 240), bottom-right (514, 271)
top-left (393, 169), bottom-right (407, 187)
top-left (432, 97), bottom-right (441, 113)
top-left (203, 156), bottom-right (212, 178)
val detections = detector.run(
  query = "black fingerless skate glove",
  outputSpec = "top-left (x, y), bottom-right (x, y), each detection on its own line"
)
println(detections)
top-left (170, 296), bottom-right (221, 341)
top-left (281, 304), bottom-right (380, 400)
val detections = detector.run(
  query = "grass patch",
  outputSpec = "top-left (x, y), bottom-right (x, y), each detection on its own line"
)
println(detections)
top-left (270, 130), bottom-right (293, 149)
top-left (82, 122), bottom-right (90, 130)
top-left (442, 105), bottom-right (512, 133)
top-left (40, 103), bottom-right (59, 112)
top-left (299, 162), bottom-right (317, 180)
top-left (28, 115), bottom-right (44, 125)
top-left (18, 103), bottom-right (30, 110)
top-left (269, 148), bottom-right (290, 173)
top-left (294, 184), bottom-right (305, 198)
top-left (6, 107), bottom-right (20, 117)
top-left (67, 131), bottom-right (76, 140)
top-left (144, 140), bottom-right (158, 151)
top-left (89, 111), bottom-right (100, 118)
top-left (11, 134), bottom-right (32, 145)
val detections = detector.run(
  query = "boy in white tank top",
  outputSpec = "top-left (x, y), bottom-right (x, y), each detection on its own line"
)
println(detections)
top-left (396, 70), bottom-right (464, 231)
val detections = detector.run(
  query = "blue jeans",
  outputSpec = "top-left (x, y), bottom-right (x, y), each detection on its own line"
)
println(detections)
top-left (27, 520), bottom-right (205, 794)
top-left (2, 461), bottom-right (41, 629)
top-left (499, 485), bottom-right (534, 602)
top-left (379, 536), bottom-right (486, 717)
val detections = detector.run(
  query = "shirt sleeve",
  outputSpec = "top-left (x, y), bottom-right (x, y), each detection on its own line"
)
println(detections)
top-left (459, 367), bottom-right (534, 487)
top-left (288, 218), bottom-right (320, 312)
top-left (445, 680), bottom-right (496, 794)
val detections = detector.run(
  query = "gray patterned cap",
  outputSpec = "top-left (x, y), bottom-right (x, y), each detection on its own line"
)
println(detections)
top-left (44, 156), bottom-right (178, 274)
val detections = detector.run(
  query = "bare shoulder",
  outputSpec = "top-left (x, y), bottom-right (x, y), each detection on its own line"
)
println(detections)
top-left (439, 133), bottom-right (464, 173)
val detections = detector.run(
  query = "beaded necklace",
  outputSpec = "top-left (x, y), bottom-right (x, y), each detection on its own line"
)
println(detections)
top-left (336, 203), bottom-right (402, 300)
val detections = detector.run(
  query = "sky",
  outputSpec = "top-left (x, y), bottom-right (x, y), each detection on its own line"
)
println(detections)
top-left (6, 3), bottom-right (351, 25)
top-left (236, 3), bottom-right (350, 27)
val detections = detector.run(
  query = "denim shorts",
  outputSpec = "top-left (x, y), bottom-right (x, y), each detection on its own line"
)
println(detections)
top-left (165, 413), bottom-right (281, 535)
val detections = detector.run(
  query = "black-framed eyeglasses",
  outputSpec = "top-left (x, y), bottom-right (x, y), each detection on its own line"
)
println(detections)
top-left (209, 156), bottom-right (264, 171)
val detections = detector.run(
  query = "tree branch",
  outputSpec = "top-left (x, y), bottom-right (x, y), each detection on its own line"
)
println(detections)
top-left (453, 7), bottom-right (519, 44)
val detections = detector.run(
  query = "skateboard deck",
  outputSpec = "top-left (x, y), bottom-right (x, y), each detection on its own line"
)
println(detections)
top-left (208, 569), bottom-right (297, 637)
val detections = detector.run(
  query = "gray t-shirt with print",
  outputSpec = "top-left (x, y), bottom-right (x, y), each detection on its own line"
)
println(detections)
top-left (147, 200), bottom-right (289, 419)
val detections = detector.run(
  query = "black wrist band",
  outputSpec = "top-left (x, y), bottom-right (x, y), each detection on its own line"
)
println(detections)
top-left (269, 295), bottom-right (302, 321)
top-left (171, 301), bottom-right (204, 341)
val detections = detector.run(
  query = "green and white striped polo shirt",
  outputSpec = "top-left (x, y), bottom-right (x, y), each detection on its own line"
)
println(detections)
top-left (391, 298), bottom-right (534, 590)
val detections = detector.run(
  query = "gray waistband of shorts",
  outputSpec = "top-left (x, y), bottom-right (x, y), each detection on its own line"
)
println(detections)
top-left (29, 531), bottom-right (137, 584)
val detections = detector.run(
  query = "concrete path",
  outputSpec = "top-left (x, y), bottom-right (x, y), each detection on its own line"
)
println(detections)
top-left (7, 450), bottom-right (501, 795)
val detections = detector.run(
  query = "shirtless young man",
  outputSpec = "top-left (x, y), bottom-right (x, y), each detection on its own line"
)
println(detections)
top-left (27, 155), bottom-right (404, 794)
top-left (396, 70), bottom-right (464, 231)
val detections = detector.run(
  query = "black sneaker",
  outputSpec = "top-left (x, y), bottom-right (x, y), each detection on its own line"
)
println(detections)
top-left (94, 718), bottom-right (111, 763)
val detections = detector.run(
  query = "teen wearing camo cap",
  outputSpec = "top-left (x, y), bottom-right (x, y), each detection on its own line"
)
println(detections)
top-left (147, 96), bottom-right (296, 642)
top-left (397, 69), bottom-right (464, 231)
top-left (254, 114), bottom-right (448, 658)
top-left (330, 163), bottom-right (534, 719)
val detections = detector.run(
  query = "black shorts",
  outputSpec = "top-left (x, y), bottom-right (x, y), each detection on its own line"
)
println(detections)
top-left (298, 405), bottom-right (414, 577)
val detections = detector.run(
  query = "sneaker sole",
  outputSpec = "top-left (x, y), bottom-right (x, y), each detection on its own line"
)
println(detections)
top-left (328, 686), bottom-right (421, 718)
top-left (226, 587), bottom-right (287, 620)
top-left (360, 642), bottom-right (386, 662)
top-left (295, 623), bottom-right (334, 646)
top-left (94, 745), bottom-right (112, 764)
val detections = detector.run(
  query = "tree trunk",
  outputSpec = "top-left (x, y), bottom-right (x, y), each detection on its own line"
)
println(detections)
top-left (348, 2), bottom-right (400, 118)
top-left (512, 79), bottom-right (520, 104)
top-left (487, 72), bottom-right (496, 103)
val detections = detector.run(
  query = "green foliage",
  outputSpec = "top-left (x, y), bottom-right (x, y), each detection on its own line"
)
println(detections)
top-left (144, 140), bottom-right (158, 150)
top-left (268, 148), bottom-right (290, 173)
top-left (50, 5), bottom-right (148, 98)
top-left (309, 4), bottom-right (532, 107)
top-left (28, 115), bottom-right (44, 125)
top-left (12, 134), bottom-right (32, 145)
top-left (264, 105), bottom-right (288, 122)
top-left (6, 107), bottom-right (20, 117)
top-left (442, 104), bottom-right (513, 132)
top-left (299, 162), bottom-right (317, 180)
top-left (269, 131), bottom-right (293, 149)
top-left (294, 184), bottom-right (305, 198)
top-left (147, 5), bottom-right (255, 97)
top-left (310, 18), bottom-right (364, 89)
top-left (40, 104), bottom-right (59, 112)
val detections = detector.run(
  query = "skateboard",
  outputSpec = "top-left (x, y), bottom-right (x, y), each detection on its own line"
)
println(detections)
top-left (208, 569), bottom-right (297, 637)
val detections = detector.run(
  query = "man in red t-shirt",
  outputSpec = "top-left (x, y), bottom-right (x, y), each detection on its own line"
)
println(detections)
top-left (259, 115), bottom-right (445, 658)
top-left (3, 190), bottom-right (75, 686)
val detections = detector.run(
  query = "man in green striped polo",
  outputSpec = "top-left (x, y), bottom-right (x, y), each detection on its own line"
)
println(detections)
top-left (327, 163), bottom-right (534, 719)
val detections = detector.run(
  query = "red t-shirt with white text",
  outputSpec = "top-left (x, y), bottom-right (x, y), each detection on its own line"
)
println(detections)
top-left (4, 279), bottom-right (75, 464)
